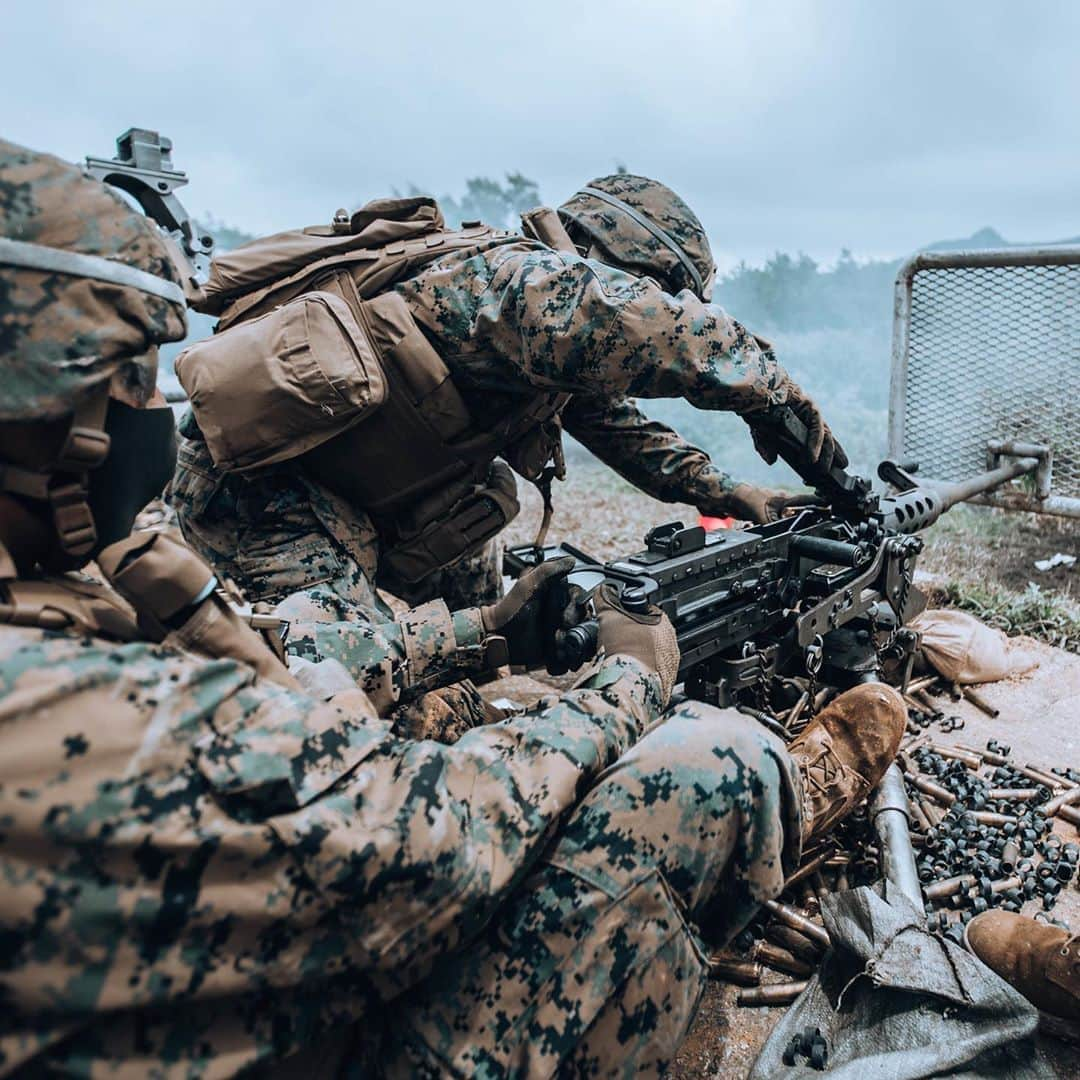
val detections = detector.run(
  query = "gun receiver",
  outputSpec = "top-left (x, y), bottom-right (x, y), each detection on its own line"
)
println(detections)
top-left (506, 456), bottom-right (1039, 707)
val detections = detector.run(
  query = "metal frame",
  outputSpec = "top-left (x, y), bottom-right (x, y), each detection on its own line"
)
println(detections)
top-left (888, 245), bottom-right (1080, 518)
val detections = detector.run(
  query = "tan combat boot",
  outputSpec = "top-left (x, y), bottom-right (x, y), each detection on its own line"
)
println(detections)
top-left (787, 683), bottom-right (906, 841)
top-left (965, 911), bottom-right (1080, 1023)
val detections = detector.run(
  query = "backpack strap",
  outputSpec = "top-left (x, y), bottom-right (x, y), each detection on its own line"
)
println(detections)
top-left (0, 388), bottom-right (111, 561)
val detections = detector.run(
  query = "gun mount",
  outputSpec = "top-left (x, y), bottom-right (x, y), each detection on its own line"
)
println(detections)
top-left (86, 128), bottom-right (213, 292)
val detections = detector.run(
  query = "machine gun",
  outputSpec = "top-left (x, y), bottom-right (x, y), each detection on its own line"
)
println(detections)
top-left (506, 407), bottom-right (1039, 709)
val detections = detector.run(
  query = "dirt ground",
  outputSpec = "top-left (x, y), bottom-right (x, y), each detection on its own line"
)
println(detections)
top-left (489, 465), bottom-right (1080, 1078)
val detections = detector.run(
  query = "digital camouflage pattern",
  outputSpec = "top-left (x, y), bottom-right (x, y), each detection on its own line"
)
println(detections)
top-left (173, 238), bottom-right (793, 686)
top-left (0, 138), bottom-right (187, 419)
top-left (0, 591), bottom-right (803, 1075)
top-left (170, 426), bottom-right (497, 716)
top-left (0, 139), bottom-right (808, 1077)
top-left (558, 173), bottom-right (716, 300)
top-left (383, 699), bottom-right (802, 1076)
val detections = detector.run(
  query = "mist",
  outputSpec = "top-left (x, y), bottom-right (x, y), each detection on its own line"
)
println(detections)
top-left (2, 0), bottom-right (1077, 267)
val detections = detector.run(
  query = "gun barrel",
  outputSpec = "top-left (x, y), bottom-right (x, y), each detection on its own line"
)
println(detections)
top-left (882, 457), bottom-right (1038, 533)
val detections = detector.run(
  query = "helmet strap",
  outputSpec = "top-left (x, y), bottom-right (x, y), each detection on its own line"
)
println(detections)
top-left (0, 388), bottom-right (111, 560)
top-left (575, 186), bottom-right (706, 297)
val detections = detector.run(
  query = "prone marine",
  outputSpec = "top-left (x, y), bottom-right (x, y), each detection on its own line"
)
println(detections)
top-left (0, 138), bottom-right (908, 1076)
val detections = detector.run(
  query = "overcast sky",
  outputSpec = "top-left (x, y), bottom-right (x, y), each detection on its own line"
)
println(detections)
top-left (4, 0), bottom-right (1077, 267)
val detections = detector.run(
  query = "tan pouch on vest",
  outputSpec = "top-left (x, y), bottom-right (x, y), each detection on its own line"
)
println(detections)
top-left (381, 461), bottom-right (520, 583)
top-left (175, 291), bottom-right (386, 473)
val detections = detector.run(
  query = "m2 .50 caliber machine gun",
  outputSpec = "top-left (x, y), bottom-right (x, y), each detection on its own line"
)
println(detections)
top-left (506, 408), bottom-right (1040, 710)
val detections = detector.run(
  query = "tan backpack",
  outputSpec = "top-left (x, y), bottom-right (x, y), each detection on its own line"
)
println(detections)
top-left (175, 198), bottom-right (570, 582)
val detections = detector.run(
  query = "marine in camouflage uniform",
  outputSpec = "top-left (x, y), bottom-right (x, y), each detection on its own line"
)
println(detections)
top-left (0, 137), bottom-right (905, 1077)
top-left (171, 174), bottom-right (843, 704)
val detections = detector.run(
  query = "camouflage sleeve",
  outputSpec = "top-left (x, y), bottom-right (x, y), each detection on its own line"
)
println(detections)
top-left (267, 653), bottom-right (666, 1000)
top-left (400, 243), bottom-right (790, 416)
top-left (274, 584), bottom-right (491, 714)
top-left (561, 394), bottom-right (740, 513)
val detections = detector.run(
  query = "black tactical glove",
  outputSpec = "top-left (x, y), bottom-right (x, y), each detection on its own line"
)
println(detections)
top-left (481, 556), bottom-right (584, 672)
top-left (594, 583), bottom-right (680, 705)
top-left (722, 483), bottom-right (823, 525)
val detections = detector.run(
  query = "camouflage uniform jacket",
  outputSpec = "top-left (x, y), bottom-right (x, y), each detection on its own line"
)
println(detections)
top-left (394, 239), bottom-right (788, 505)
top-left (172, 244), bottom-right (790, 694)
top-left (0, 568), bottom-right (663, 1076)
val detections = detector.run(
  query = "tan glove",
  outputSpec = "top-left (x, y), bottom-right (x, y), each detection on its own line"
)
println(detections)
top-left (594, 582), bottom-right (680, 705)
top-left (724, 483), bottom-right (823, 525)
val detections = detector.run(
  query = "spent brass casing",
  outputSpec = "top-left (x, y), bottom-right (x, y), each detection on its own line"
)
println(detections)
top-left (784, 848), bottom-right (835, 890)
top-left (707, 956), bottom-right (762, 987)
top-left (909, 797), bottom-right (933, 833)
top-left (956, 742), bottom-right (1004, 766)
top-left (1021, 763), bottom-right (1062, 788)
top-left (905, 675), bottom-right (938, 695)
top-left (764, 924), bottom-right (824, 961)
top-left (960, 686), bottom-right (999, 718)
top-left (927, 743), bottom-right (982, 770)
top-left (752, 941), bottom-right (815, 978)
top-left (737, 980), bottom-right (810, 1007)
top-left (905, 773), bottom-right (957, 807)
top-left (970, 811), bottom-right (1018, 827)
top-left (1045, 788), bottom-right (1080, 817)
top-left (924, 873), bottom-right (976, 901)
top-left (762, 899), bottom-right (831, 950)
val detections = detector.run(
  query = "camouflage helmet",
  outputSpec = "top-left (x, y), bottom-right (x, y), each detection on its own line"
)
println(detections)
top-left (0, 137), bottom-right (187, 423)
top-left (0, 139), bottom-right (187, 562)
top-left (558, 174), bottom-right (717, 300)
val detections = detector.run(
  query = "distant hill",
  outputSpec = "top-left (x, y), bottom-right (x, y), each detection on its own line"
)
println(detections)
top-left (924, 226), bottom-right (1080, 252)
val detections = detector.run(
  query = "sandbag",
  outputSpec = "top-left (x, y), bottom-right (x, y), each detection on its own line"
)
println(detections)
top-left (910, 609), bottom-right (1041, 685)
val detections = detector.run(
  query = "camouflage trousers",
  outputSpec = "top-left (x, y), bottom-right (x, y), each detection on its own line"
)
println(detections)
top-left (369, 701), bottom-right (802, 1078)
top-left (170, 428), bottom-right (504, 615)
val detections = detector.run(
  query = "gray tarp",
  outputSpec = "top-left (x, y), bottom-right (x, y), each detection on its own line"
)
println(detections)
top-left (748, 887), bottom-right (1052, 1079)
